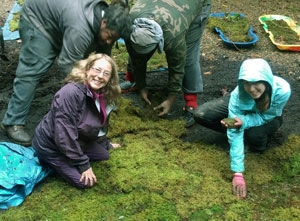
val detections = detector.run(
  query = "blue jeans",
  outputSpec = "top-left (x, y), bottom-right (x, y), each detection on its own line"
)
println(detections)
top-left (182, 3), bottom-right (212, 94)
top-left (194, 96), bottom-right (283, 151)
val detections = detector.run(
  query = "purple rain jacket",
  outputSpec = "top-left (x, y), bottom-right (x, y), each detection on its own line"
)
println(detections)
top-left (32, 82), bottom-right (115, 172)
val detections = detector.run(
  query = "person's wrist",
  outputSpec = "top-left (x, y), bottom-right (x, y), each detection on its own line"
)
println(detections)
top-left (233, 172), bottom-right (243, 177)
top-left (167, 93), bottom-right (177, 103)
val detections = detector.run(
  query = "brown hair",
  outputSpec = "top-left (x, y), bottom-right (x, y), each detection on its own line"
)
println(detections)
top-left (255, 81), bottom-right (271, 112)
top-left (64, 53), bottom-right (121, 105)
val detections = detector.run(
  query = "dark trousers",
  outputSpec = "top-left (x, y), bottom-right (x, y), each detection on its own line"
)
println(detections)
top-left (33, 138), bottom-right (110, 189)
top-left (2, 16), bottom-right (57, 126)
top-left (194, 96), bottom-right (283, 151)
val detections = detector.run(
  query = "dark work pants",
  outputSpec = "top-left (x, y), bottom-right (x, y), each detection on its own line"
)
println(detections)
top-left (194, 96), bottom-right (283, 151)
top-left (2, 16), bottom-right (57, 126)
top-left (33, 138), bottom-right (110, 189)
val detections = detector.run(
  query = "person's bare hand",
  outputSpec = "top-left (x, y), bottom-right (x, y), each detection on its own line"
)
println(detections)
top-left (153, 94), bottom-right (177, 116)
top-left (221, 117), bottom-right (242, 129)
top-left (140, 88), bottom-right (151, 105)
top-left (79, 167), bottom-right (97, 187)
top-left (153, 100), bottom-right (172, 116)
top-left (110, 143), bottom-right (121, 148)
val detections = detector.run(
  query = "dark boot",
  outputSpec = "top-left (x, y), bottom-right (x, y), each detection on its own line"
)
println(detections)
top-left (182, 106), bottom-right (195, 128)
top-left (1, 124), bottom-right (32, 146)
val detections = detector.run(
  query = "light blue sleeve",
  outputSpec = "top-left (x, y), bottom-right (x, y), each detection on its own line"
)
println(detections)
top-left (228, 128), bottom-right (245, 172)
top-left (227, 77), bottom-right (291, 172)
top-left (227, 90), bottom-right (245, 172)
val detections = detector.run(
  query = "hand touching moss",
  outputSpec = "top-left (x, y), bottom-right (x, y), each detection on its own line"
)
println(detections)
top-left (232, 173), bottom-right (246, 199)
top-left (80, 167), bottom-right (97, 187)
top-left (153, 94), bottom-right (177, 116)
top-left (140, 88), bottom-right (151, 105)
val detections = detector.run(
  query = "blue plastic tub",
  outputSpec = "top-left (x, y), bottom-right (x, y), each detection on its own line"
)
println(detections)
top-left (209, 12), bottom-right (259, 49)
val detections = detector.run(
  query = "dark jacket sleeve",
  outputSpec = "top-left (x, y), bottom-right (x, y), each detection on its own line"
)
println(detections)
top-left (125, 40), bottom-right (156, 90)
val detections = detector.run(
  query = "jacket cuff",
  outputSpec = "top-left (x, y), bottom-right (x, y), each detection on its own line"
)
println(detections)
top-left (77, 163), bottom-right (90, 174)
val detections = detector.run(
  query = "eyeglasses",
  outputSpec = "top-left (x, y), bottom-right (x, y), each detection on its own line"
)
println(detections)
top-left (91, 67), bottom-right (111, 78)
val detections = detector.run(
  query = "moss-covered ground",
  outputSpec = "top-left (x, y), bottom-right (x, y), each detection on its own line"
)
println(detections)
top-left (2, 0), bottom-right (300, 220)
top-left (1, 96), bottom-right (300, 220)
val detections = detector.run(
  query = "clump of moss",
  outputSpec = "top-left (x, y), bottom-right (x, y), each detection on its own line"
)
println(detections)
top-left (8, 0), bottom-right (24, 32)
top-left (270, 207), bottom-right (300, 220)
top-left (207, 13), bottom-right (251, 42)
top-left (9, 11), bottom-right (20, 32)
top-left (224, 202), bottom-right (252, 220)
top-left (222, 118), bottom-right (235, 128)
top-left (265, 19), bottom-right (300, 45)
top-left (138, 90), bottom-right (167, 122)
top-left (17, 0), bottom-right (24, 6)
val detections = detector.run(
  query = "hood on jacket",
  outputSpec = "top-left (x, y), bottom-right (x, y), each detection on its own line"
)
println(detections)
top-left (238, 58), bottom-right (273, 101)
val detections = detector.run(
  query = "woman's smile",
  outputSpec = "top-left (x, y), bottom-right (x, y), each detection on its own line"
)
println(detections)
top-left (86, 59), bottom-right (112, 91)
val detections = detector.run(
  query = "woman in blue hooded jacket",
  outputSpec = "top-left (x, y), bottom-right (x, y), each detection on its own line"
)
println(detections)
top-left (193, 58), bottom-right (291, 198)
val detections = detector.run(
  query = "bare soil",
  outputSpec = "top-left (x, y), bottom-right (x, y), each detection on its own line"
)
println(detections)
top-left (1, 0), bottom-right (300, 149)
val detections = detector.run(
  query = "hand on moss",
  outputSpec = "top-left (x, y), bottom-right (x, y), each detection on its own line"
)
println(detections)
top-left (153, 94), bottom-right (176, 116)
top-left (80, 167), bottom-right (97, 187)
top-left (232, 173), bottom-right (246, 199)
top-left (140, 88), bottom-right (151, 105)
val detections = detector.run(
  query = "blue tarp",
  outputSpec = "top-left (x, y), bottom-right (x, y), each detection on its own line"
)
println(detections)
top-left (0, 142), bottom-right (52, 210)
top-left (3, 1), bottom-right (21, 40)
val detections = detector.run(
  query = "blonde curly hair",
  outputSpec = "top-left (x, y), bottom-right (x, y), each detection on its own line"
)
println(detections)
top-left (64, 53), bottom-right (121, 105)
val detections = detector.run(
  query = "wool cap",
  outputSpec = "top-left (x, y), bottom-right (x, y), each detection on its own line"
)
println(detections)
top-left (130, 18), bottom-right (164, 54)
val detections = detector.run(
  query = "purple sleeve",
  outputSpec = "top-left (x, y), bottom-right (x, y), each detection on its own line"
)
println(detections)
top-left (52, 84), bottom-right (90, 170)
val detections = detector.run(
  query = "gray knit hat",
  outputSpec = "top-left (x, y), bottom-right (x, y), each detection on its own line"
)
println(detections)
top-left (130, 18), bottom-right (164, 54)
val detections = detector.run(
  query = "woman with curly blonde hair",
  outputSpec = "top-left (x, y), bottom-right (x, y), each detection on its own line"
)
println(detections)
top-left (32, 53), bottom-right (121, 189)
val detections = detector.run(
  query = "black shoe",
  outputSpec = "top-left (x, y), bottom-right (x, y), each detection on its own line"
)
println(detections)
top-left (182, 106), bottom-right (195, 128)
top-left (1, 124), bottom-right (32, 146)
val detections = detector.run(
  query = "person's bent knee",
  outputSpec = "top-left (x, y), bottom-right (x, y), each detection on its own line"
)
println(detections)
top-left (245, 131), bottom-right (268, 152)
top-left (193, 106), bottom-right (207, 122)
top-left (65, 175), bottom-right (93, 189)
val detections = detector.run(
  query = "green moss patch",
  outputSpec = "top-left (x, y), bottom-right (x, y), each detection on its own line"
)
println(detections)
top-left (2, 97), bottom-right (300, 220)
top-left (207, 13), bottom-right (251, 42)
top-left (265, 19), bottom-right (300, 45)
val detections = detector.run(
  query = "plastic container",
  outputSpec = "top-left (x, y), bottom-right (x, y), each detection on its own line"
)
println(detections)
top-left (209, 12), bottom-right (259, 49)
top-left (258, 15), bottom-right (300, 51)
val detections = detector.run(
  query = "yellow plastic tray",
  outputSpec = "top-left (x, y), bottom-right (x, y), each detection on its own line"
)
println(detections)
top-left (258, 15), bottom-right (300, 51)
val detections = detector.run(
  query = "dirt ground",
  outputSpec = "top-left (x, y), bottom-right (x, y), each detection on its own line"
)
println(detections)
top-left (0, 0), bottom-right (300, 149)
